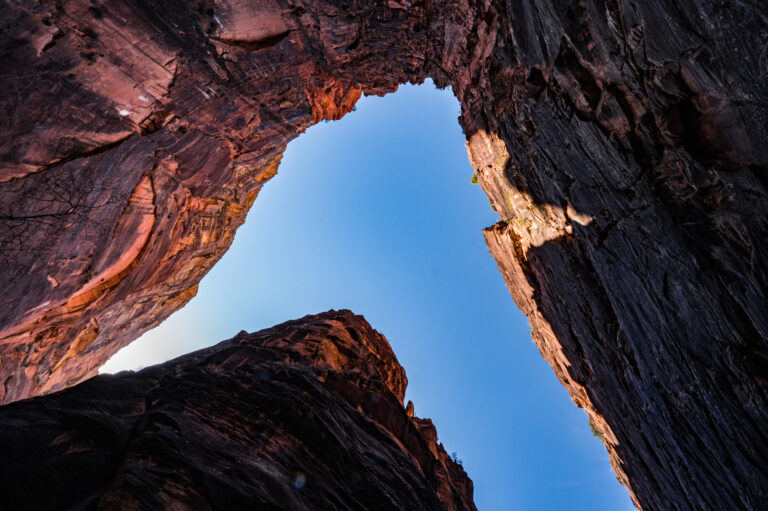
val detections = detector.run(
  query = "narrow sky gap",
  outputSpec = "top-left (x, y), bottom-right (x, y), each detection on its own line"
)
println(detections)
top-left (101, 80), bottom-right (634, 510)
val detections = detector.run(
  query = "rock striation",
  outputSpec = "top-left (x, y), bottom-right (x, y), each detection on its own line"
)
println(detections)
top-left (0, 0), bottom-right (444, 402)
top-left (471, 2), bottom-right (768, 509)
top-left (0, 310), bottom-right (475, 510)
top-left (1, 0), bottom-right (768, 509)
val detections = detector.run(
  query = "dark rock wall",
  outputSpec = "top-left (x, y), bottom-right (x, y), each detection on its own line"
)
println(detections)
top-left (472, 1), bottom-right (768, 509)
top-left (1, 0), bottom-right (767, 508)
top-left (0, 310), bottom-right (475, 510)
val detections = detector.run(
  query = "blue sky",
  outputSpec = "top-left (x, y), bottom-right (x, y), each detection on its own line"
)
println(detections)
top-left (102, 80), bottom-right (634, 510)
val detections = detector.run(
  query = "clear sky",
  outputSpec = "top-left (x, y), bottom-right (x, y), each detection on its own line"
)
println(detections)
top-left (102, 80), bottom-right (634, 510)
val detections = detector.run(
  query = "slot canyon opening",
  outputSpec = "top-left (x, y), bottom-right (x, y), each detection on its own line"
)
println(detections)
top-left (100, 80), bottom-right (633, 510)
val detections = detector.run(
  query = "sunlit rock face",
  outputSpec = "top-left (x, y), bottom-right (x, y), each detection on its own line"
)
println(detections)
top-left (0, 0), bottom-right (469, 401)
top-left (0, 310), bottom-right (476, 510)
top-left (2, 0), bottom-right (768, 509)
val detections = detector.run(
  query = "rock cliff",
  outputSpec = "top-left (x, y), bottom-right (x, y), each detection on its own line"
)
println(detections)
top-left (1, 0), bottom-right (767, 508)
top-left (0, 0), bottom-right (445, 401)
top-left (0, 310), bottom-right (475, 510)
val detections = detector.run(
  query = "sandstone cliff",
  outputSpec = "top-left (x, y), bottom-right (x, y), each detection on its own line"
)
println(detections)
top-left (1, 0), bottom-right (767, 508)
top-left (0, 310), bottom-right (475, 510)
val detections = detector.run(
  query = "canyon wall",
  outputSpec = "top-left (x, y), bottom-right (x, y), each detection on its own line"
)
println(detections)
top-left (0, 0), bottom-right (454, 400)
top-left (471, 1), bottom-right (768, 508)
top-left (0, 310), bottom-right (475, 510)
top-left (1, 0), bottom-right (767, 508)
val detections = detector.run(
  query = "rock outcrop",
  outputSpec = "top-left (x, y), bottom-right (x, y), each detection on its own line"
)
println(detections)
top-left (0, 310), bottom-right (475, 510)
top-left (2, 0), bottom-right (768, 509)
top-left (0, 0), bottom-right (448, 401)
top-left (471, 2), bottom-right (768, 509)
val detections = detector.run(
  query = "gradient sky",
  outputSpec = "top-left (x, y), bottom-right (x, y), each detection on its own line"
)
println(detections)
top-left (102, 80), bottom-right (634, 510)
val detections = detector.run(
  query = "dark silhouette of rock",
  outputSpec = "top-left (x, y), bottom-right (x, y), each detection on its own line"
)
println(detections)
top-left (0, 310), bottom-right (475, 510)
top-left (475, 2), bottom-right (768, 508)
top-left (1, 0), bottom-right (767, 508)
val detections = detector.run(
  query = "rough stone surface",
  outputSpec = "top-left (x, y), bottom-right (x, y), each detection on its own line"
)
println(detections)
top-left (1, 0), bottom-right (768, 509)
top-left (472, 2), bottom-right (768, 509)
top-left (0, 0), bottom-right (443, 401)
top-left (0, 310), bottom-right (475, 510)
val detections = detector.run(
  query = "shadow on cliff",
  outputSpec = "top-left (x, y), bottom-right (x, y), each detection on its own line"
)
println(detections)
top-left (461, 76), bottom-right (768, 506)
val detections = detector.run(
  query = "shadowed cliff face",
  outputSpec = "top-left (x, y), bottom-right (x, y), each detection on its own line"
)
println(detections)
top-left (1, 0), bottom-right (768, 509)
top-left (471, 1), bottom-right (768, 509)
top-left (0, 310), bottom-right (476, 510)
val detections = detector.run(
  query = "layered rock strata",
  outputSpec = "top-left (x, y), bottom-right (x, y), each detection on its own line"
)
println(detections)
top-left (1, 0), bottom-right (768, 509)
top-left (0, 0), bottom-right (455, 401)
top-left (0, 310), bottom-right (475, 510)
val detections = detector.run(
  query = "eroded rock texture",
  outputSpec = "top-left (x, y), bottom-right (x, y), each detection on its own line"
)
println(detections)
top-left (472, 2), bottom-right (768, 509)
top-left (1, 0), bottom-right (768, 509)
top-left (0, 0), bottom-right (449, 401)
top-left (0, 310), bottom-right (475, 510)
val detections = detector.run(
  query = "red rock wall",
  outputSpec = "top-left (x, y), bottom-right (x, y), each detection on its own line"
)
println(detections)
top-left (0, 0), bottom-right (463, 401)
top-left (0, 310), bottom-right (476, 510)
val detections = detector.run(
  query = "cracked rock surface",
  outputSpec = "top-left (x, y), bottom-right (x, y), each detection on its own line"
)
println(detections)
top-left (0, 0), bottom-right (455, 400)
